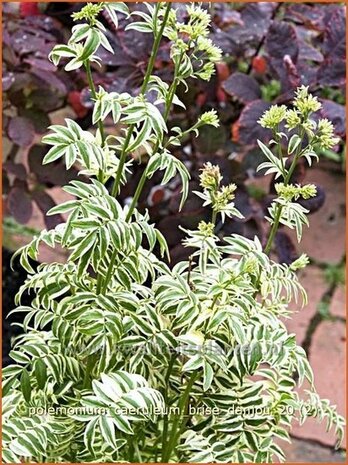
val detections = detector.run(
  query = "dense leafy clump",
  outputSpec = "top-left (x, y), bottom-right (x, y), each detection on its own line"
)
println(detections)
top-left (2, 3), bottom-right (345, 463)
top-left (3, 3), bottom-right (345, 263)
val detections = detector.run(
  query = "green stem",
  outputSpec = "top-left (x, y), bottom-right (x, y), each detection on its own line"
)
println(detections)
top-left (134, 442), bottom-right (142, 462)
top-left (82, 353), bottom-right (97, 389)
top-left (125, 169), bottom-right (148, 222)
top-left (125, 56), bottom-right (183, 222)
top-left (127, 437), bottom-right (134, 462)
top-left (264, 128), bottom-right (305, 256)
top-left (110, 2), bottom-right (172, 198)
top-left (101, 249), bottom-right (117, 295)
top-left (161, 371), bottom-right (199, 462)
top-left (276, 125), bottom-right (285, 173)
top-left (96, 273), bottom-right (103, 295)
top-left (85, 60), bottom-right (105, 183)
top-left (211, 209), bottom-right (217, 226)
top-left (111, 128), bottom-right (133, 197)
top-left (161, 354), bottom-right (177, 459)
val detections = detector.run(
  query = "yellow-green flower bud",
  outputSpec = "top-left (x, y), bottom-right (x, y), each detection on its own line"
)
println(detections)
top-left (275, 183), bottom-right (317, 201)
top-left (199, 163), bottom-right (222, 190)
top-left (285, 109), bottom-right (301, 130)
top-left (316, 118), bottom-right (340, 149)
top-left (198, 221), bottom-right (215, 237)
top-left (198, 110), bottom-right (219, 128)
top-left (290, 253), bottom-right (310, 271)
top-left (213, 184), bottom-right (237, 211)
top-left (258, 105), bottom-right (287, 129)
top-left (293, 85), bottom-right (321, 115)
top-left (72, 3), bottom-right (104, 24)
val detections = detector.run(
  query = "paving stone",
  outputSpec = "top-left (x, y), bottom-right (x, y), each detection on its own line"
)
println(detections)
top-left (291, 320), bottom-right (346, 446)
top-left (280, 437), bottom-right (346, 462)
top-left (330, 285), bottom-right (347, 320)
top-left (289, 167), bottom-right (345, 264)
top-left (284, 266), bottom-right (326, 344)
top-left (49, 106), bottom-right (77, 126)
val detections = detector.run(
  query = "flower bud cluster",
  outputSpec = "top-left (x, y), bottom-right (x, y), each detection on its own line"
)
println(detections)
top-left (165, 5), bottom-right (222, 81)
top-left (275, 183), bottom-right (317, 201)
top-left (72, 3), bottom-right (104, 25)
top-left (258, 86), bottom-right (340, 151)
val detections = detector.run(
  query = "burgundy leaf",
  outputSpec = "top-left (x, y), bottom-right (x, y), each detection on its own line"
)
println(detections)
top-left (8, 187), bottom-right (33, 224)
top-left (3, 161), bottom-right (27, 181)
top-left (169, 243), bottom-right (191, 266)
top-left (321, 7), bottom-right (346, 60)
top-left (295, 62), bottom-right (318, 87)
top-left (28, 145), bottom-right (78, 186)
top-left (213, 3), bottom-right (274, 56)
top-left (7, 116), bottom-right (35, 147)
top-left (275, 231), bottom-right (298, 265)
top-left (3, 172), bottom-right (10, 195)
top-left (234, 100), bottom-right (271, 146)
top-left (222, 72), bottom-right (261, 104)
top-left (11, 29), bottom-right (53, 56)
top-left (265, 21), bottom-right (299, 62)
top-left (320, 100), bottom-right (346, 137)
top-left (213, 5), bottom-right (243, 29)
top-left (297, 40), bottom-right (323, 63)
top-left (2, 72), bottom-right (15, 91)
top-left (168, 182), bottom-right (204, 215)
top-left (19, 108), bottom-right (51, 135)
top-left (96, 33), bottom-right (134, 66)
top-left (284, 4), bottom-right (326, 31)
top-left (5, 71), bottom-right (32, 95)
top-left (234, 188), bottom-right (253, 222)
top-left (122, 29), bottom-right (153, 62)
top-left (107, 77), bottom-right (131, 95)
top-left (79, 87), bottom-right (95, 109)
top-left (240, 3), bottom-right (274, 42)
top-left (30, 68), bottom-right (67, 94)
top-left (317, 58), bottom-right (346, 87)
top-left (20, 16), bottom-right (58, 40)
top-left (32, 190), bottom-right (64, 229)
top-left (29, 88), bottom-right (63, 112)
top-left (24, 57), bottom-right (56, 72)
top-left (241, 148), bottom-right (269, 175)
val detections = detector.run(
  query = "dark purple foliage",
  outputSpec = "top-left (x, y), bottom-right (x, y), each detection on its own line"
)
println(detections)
top-left (2, 2), bottom-right (346, 264)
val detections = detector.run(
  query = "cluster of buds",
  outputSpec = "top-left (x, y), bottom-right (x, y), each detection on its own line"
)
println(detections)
top-left (290, 253), bottom-right (310, 271)
top-left (293, 86), bottom-right (321, 116)
top-left (72, 2), bottom-right (104, 25)
top-left (258, 105), bottom-right (287, 130)
top-left (196, 163), bottom-right (242, 223)
top-left (315, 118), bottom-right (340, 150)
top-left (197, 221), bottom-right (215, 237)
top-left (275, 183), bottom-right (317, 201)
top-left (197, 110), bottom-right (220, 129)
top-left (165, 4), bottom-right (222, 82)
top-left (199, 162), bottom-right (222, 190)
top-left (212, 184), bottom-right (237, 212)
top-left (181, 5), bottom-right (211, 39)
top-left (258, 86), bottom-right (339, 151)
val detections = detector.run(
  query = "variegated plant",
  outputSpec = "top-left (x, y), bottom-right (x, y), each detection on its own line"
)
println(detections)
top-left (2, 3), bottom-right (345, 463)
